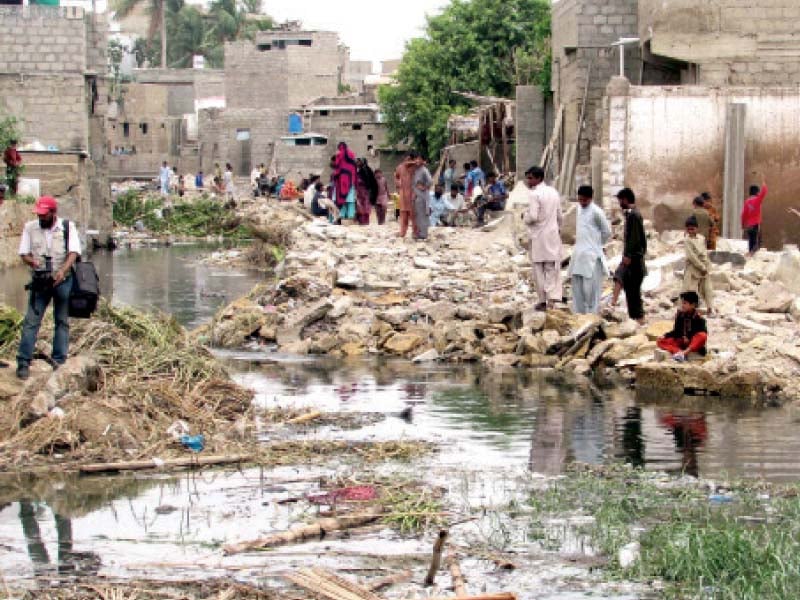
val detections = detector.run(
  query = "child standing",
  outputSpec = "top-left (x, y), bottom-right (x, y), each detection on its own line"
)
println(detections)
top-left (683, 215), bottom-right (714, 315)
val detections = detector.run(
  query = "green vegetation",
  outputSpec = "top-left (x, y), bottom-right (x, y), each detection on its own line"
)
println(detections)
top-left (528, 465), bottom-right (800, 599)
top-left (379, 0), bottom-right (551, 159)
top-left (114, 0), bottom-right (273, 69)
top-left (0, 112), bottom-right (21, 154)
top-left (0, 305), bottom-right (23, 357)
top-left (113, 190), bottom-right (250, 239)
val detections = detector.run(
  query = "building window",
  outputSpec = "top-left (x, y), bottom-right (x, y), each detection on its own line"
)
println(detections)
top-left (352, 124), bottom-right (362, 131)
top-left (122, 122), bottom-right (130, 137)
top-left (367, 145), bottom-right (374, 152)
top-left (140, 123), bottom-right (148, 135)
top-left (319, 110), bottom-right (329, 116)
top-left (367, 134), bottom-right (373, 140)
top-left (257, 44), bottom-right (272, 51)
top-left (298, 39), bottom-right (312, 47)
top-left (296, 138), bottom-right (311, 146)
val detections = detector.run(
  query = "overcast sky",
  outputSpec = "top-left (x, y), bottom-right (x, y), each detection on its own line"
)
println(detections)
top-left (264, 0), bottom-right (448, 65)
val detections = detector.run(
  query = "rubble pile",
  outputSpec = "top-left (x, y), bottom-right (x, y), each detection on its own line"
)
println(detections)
top-left (0, 303), bottom-right (254, 470)
top-left (205, 203), bottom-right (800, 404)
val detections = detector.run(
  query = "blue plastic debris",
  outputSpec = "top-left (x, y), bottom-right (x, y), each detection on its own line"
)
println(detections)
top-left (180, 434), bottom-right (205, 452)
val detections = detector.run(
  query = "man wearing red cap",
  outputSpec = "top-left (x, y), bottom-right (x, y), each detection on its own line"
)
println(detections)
top-left (16, 196), bottom-right (81, 380)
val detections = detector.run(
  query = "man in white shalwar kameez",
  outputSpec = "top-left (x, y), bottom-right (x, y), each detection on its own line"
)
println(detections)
top-left (569, 185), bottom-right (612, 314)
top-left (524, 166), bottom-right (563, 310)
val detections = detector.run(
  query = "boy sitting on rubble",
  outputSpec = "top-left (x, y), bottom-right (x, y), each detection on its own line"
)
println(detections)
top-left (657, 291), bottom-right (708, 362)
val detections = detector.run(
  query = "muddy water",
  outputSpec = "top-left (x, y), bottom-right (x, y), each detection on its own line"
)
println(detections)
top-left (0, 244), bottom-right (263, 329)
top-left (3, 248), bottom-right (800, 593)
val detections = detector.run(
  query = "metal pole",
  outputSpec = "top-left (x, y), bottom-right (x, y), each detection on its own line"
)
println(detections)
top-left (619, 44), bottom-right (625, 77)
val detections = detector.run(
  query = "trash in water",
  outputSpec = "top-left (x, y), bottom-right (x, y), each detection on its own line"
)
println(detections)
top-left (180, 434), bottom-right (205, 452)
top-left (708, 493), bottom-right (734, 504)
top-left (167, 420), bottom-right (191, 440)
top-left (306, 485), bottom-right (378, 505)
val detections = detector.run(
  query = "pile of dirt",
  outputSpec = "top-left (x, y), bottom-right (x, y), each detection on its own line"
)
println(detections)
top-left (0, 302), bottom-right (254, 471)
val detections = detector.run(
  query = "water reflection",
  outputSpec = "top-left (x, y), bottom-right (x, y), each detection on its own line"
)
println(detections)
top-left (0, 245), bottom-right (264, 328)
top-left (225, 354), bottom-right (800, 482)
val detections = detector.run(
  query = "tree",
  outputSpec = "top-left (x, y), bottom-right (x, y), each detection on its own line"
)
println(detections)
top-left (378, 0), bottom-right (551, 160)
top-left (113, 0), bottom-right (167, 67)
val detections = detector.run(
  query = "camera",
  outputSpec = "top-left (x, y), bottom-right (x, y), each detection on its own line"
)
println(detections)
top-left (26, 255), bottom-right (54, 292)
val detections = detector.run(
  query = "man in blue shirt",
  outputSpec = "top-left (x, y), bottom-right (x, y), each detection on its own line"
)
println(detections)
top-left (467, 160), bottom-right (485, 197)
top-left (476, 172), bottom-right (507, 225)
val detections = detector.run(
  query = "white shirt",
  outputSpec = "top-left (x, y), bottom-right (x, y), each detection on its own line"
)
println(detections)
top-left (303, 185), bottom-right (316, 208)
top-left (19, 217), bottom-right (81, 271)
top-left (569, 201), bottom-right (612, 278)
top-left (447, 193), bottom-right (465, 210)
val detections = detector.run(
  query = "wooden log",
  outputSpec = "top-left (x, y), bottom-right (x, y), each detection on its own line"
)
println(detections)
top-left (286, 567), bottom-right (383, 600)
top-left (285, 411), bottom-right (322, 425)
top-left (424, 529), bottom-right (449, 586)
top-left (79, 454), bottom-right (252, 474)
top-left (367, 570), bottom-right (412, 592)
top-left (446, 552), bottom-right (468, 597)
top-left (223, 507), bottom-right (381, 555)
top-left (425, 594), bottom-right (516, 600)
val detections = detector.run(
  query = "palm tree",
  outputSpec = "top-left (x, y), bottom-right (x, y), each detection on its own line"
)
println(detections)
top-left (112, 0), bottom-right (167, 68)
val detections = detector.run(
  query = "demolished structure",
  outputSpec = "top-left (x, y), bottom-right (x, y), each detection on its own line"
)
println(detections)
top-left (0, 5), bottom-right (112, 245)
top-left (517, 0), bottom-right (800, 249)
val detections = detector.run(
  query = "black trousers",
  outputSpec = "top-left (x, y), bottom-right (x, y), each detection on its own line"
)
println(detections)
top-left (746, 225), bottom-right (760, 253)
top-left (622, 257), bottom-right (645, 320)
top-left (476, 199), bottom-right (505, 223)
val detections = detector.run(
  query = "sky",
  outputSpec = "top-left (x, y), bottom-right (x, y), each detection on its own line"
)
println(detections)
top-left (263, 0), bottom-right (449, 65)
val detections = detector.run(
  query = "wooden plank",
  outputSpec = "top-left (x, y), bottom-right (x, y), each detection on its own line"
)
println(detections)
top-left (79, 454), bottom-right (252, 474)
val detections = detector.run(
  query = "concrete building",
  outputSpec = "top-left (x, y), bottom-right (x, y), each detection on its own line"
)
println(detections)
top-left (106, 68), bottom-right (224, 178)
top-left (0, 4), bottom-right (112, 244)
top-left (199, 28), bottom-right (348, 177)
top-left (547, 0), bottom-right (800, 248)
top-left (273, 94), bottom-right (389, 182)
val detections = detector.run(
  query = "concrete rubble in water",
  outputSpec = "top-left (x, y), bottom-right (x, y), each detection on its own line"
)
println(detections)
top-left (200, 203), bottom-right (800, 405)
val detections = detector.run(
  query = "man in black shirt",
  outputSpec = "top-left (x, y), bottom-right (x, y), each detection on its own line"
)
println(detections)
top-left (617, 188), bottom-right (647, 324)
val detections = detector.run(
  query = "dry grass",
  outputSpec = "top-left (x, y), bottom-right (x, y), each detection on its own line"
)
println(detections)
top-left (0, 302), bottom-right (255, 470)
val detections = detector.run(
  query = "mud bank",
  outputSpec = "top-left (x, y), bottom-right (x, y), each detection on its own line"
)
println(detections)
top-left (203, 202), bottom-right (800, 404)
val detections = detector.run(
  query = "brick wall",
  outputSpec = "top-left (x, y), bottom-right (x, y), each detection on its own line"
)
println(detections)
top-left (552, 0), bottom-right (640, 164)
top-left (0, 6), bottom-right (88, 74)
top-left (640, 0), bottom-right (800, 86)
top-left (515, 85), bottom-right (546, 175)
top-left (0, 74), bottom-right (87, 151)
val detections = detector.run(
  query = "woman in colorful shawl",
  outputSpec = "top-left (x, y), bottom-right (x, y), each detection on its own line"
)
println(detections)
top-left (333, 142), bottom-right (358, 221)
top-left (374, 169), bottom-right (390, 225)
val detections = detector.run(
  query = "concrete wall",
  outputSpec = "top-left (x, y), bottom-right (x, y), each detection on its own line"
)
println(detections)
top-left (516, 85), bottom-right (547, 175)
top-left (639, 0), bottom-right (800, 86)
top-left (552, 0), bottom-right (641, 164)
top-left (0, 5), bottom-right (111, 242)
top-left (608, 83), bottom-right (800, 249)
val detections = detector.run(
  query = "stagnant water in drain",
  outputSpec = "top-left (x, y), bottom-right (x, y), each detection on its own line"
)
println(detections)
top-left (2, 246), bottom-right (800, 594)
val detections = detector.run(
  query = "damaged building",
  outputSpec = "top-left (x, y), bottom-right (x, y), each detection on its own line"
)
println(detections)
top-left (0, 4), bottom-right (112, 244)
top-left (529, 0), bottom-right (800, 248)
top-left (106, 69), bottom-right (225, 178)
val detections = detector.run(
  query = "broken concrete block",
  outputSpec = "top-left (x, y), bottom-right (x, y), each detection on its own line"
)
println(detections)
top-left (382, 332), bottom-right (424, 355)
top-left (421, 301), bottom-right (458, 323)
top-left (377, 307), bottom-right (414, 326)
top-left (755, 282), bottom-right (794, 313)
top-left (412, 348), bottom-right (440, 363)
top-left (413, 256), bottom-right (439, 270)
top-left (276, 299), bottom-right (333, 345)
top-left (645, 320), bottom-right (673, 341)
top-left (328, 296), bottom-right (353, 319)
top-left (26, 356), bottom-right (101, 419)
top-left (771, 247), bottom-right (800, 294)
